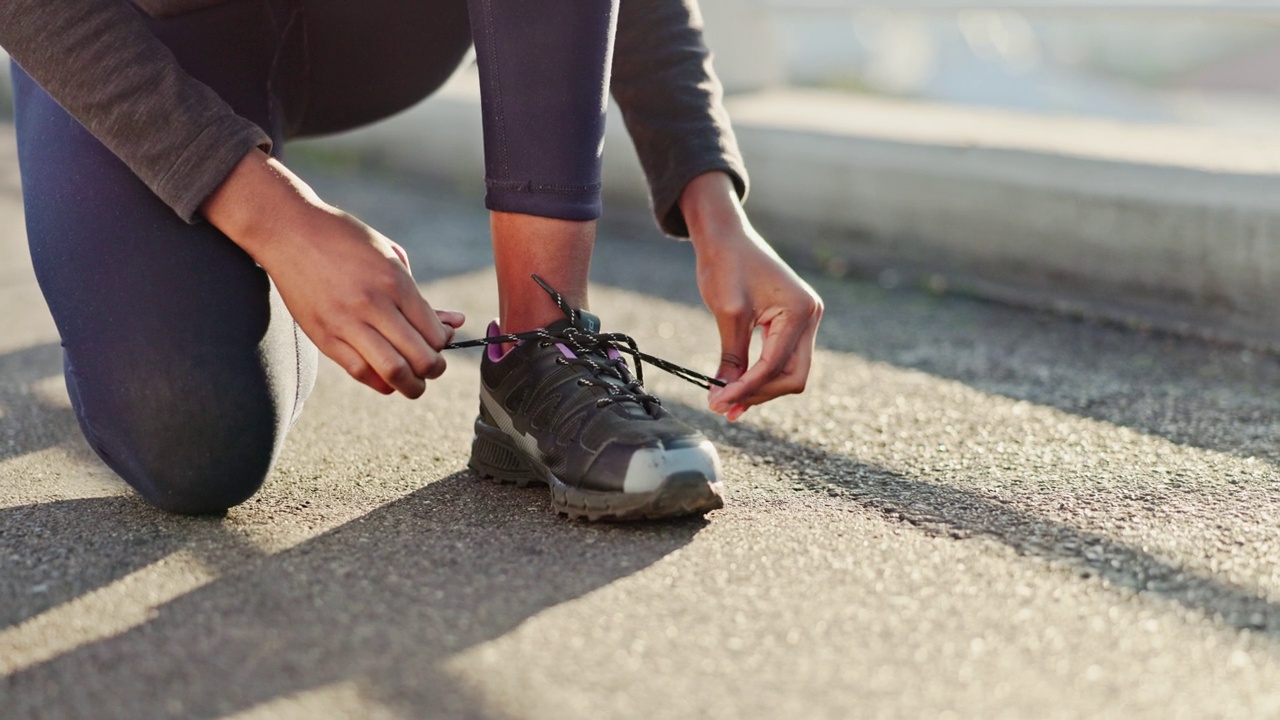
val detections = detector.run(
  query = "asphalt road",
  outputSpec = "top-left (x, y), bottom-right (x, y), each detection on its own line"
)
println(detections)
top-left (4, 128), bottom-right (1280, 719)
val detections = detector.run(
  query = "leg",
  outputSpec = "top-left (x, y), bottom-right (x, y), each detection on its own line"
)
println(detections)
top-left (466, 0), bottom-right (619, 333)
top-left (490, 213), bottom-right (595, 340)
top-left (10, 1), bottom-right (317, 514)
top-left (460, 0), bottom-right (722, 521)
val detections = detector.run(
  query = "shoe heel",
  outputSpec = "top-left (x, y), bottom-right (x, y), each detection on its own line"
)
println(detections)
top-left (469, 426), bottom-right (542, 487)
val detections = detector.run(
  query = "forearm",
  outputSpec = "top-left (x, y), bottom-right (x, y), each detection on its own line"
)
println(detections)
top-left (0, 0), bottom-right (270, 222)
top-left (681, 171), bottom-right (756, 254)
top-left (611, 0), bottom-right (749, 237)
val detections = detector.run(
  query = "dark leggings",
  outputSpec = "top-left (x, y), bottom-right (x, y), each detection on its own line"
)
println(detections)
top-left (12, 0), bottom-right (617, 513)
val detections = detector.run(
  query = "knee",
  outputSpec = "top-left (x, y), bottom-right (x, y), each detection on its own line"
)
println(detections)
top-left (125, 441), bottom-right (276, 515)
top-left (74, 388), bottom-right (284, 516)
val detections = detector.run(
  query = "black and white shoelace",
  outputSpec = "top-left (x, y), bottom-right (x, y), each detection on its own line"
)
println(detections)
top-left (444, 275), bottom-right (725, 407)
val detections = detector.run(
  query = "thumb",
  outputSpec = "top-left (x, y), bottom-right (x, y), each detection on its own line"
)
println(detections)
top-left (436, 309), bottom-right (466, 329)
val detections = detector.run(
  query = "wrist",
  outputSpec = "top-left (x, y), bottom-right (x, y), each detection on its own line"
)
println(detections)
top-left (680, 171), bottom-right (748, 251)
top-left (200, 149), bottom-right (329, 263)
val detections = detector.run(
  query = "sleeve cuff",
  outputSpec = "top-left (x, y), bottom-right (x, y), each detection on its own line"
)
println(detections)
top-left (153, 114), bottom-right (273, 224)
top-left (652, 154), bottom-right (749, 239)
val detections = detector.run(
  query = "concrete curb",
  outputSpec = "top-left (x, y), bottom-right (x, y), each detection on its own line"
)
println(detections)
top-left (731, 90), bottom-right (1280, 348)
top-left (297, 70), bottom-right (1280, 350)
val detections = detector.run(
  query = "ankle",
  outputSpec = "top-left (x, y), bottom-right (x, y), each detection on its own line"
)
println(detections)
top-left (501, 303), bottom-right (569, 333)
top-left (491, 211), bottom-right (595, 338)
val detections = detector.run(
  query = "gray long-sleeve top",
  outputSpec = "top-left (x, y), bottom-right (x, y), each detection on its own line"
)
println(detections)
top-left (0, 0), bottom-right (748, 237)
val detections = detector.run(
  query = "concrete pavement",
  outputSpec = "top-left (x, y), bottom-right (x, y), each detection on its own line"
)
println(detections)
top-left (4, 126), bottom-right (1280, 718)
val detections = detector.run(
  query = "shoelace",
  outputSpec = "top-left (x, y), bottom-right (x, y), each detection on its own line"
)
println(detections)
top-left (444, 275), bottom-right (725, 407)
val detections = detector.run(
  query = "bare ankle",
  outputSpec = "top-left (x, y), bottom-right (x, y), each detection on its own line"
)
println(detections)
top-left (491, 211), bottom-right (596, 338)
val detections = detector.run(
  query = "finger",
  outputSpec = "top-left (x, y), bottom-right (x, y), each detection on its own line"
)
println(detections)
top-left (327, 338), bottom-right (395, 395)
top-left (725, 311), bottom-right (822, 410)
top-left (436, 309), bottom-right (466, 329)
top-left (395, 285), bottom-right (457, 351)
top-left (348, 324), bottom-right (428, 398)
top-left (368, 311), bottom-right (449, 382)
top-left (708, 302), bottom-right (754, 411)
top-left (711, 308), bottom-right (806, 412)
top-left (362, 282), bottom-right (448, 380)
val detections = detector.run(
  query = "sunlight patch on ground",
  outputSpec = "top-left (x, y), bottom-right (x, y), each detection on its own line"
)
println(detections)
top-left (0, 549), bottom-right (216, 676)
top-left (219, 680), bottom-right (400, 720)
top-left (29, 373), bottom-right (70, 408)
top-left (0, 446), bottom-right (122, 510)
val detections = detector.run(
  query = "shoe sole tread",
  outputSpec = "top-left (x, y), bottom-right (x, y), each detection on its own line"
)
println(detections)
top-left (468, 418), bottom-right (724, 522)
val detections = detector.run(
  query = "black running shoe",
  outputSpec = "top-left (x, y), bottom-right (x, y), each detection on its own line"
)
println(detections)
top-left (450, 277), bottom-right (725, 521)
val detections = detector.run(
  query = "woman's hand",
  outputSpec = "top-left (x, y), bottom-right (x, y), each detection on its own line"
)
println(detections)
top-left (201, 149), bottom-right (464, 398)
top-left (681, 172), bottom-right (823, 421)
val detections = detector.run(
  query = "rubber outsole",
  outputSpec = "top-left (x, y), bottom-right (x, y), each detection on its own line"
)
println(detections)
top-left (467, 418), bottom-right (725, 522)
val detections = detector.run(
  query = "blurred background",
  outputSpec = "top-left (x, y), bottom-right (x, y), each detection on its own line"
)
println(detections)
top-left (705, 0), bottom-right (1280, 134)
top-left (676, 1), bottom-right (1280, 345)
top-left (2, 2), bottom-right (1275, 136)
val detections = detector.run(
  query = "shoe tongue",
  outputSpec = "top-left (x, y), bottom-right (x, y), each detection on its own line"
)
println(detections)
top-left (574, 310), bottom-right (602, 334)
top-left (542, 314), bottom-right (651, 417)
top-left (542, 317), bottom-right (577, 335)
top-left (542, 310), bottom-right (602, 335)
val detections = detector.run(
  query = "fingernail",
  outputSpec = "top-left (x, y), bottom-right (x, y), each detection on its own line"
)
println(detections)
top-left (726, 404), bottom-right (748, 422)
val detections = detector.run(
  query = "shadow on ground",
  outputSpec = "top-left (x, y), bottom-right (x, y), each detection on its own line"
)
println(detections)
top-left (669, 398), bottom-right (1280, 638)
top-left (0, 495), bottom-right (274, 631)
top-left (0, 342), bottom-right (83, 463)
top-left (1, 472), bottom-right (704, 719)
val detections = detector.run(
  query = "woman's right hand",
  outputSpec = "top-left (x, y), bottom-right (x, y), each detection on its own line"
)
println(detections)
top-left (201, 149), bottom-right (464, 398)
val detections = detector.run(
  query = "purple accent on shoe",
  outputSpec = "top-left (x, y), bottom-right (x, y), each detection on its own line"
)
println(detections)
top-left (487, 321), bottom-right (511, 362)
top-left (556, 343), bottom-right (578, 359)
top-left (606, 348), bottom-right (622, 361)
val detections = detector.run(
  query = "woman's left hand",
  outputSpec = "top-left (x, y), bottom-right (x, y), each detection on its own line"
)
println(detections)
top-left (682, 172), bottom-right (824, 421)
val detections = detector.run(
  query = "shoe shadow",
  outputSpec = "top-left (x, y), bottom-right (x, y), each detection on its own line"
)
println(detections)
top-left (668, 399), bottom-right (1280, 639)
top-left (2, 471), bottom-right (706, 719)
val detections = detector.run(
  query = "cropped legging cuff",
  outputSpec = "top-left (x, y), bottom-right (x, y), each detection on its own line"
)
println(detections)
top-left (483, 179), bottom-right (603, 221)
top-left (468, 0), bottom-right (617, 222)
